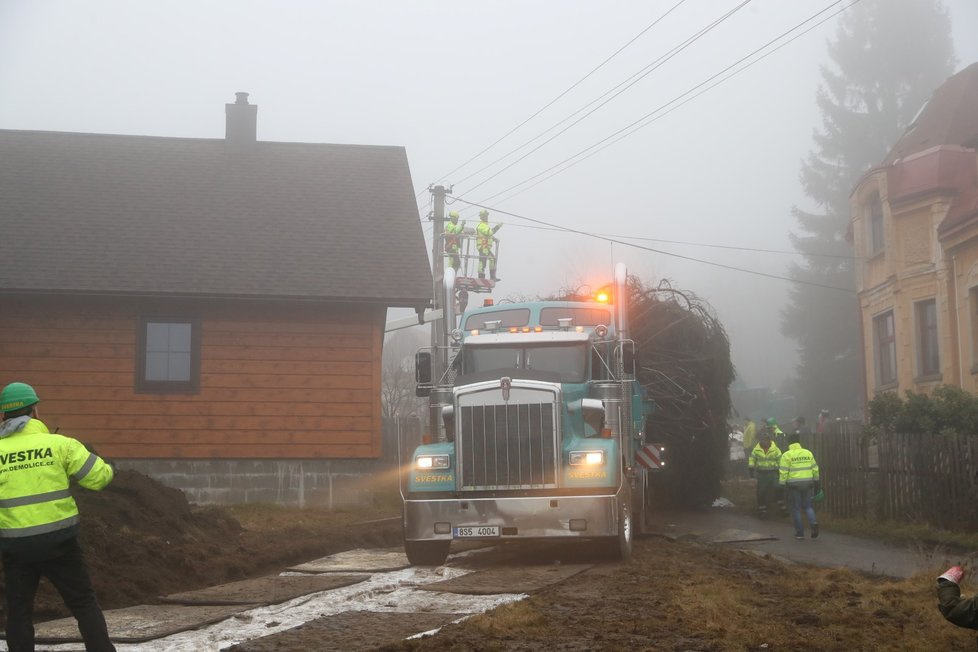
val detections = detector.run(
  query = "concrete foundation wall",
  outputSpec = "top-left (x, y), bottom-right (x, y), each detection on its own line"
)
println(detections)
top-left (116, 417), bottom-right (424, 508)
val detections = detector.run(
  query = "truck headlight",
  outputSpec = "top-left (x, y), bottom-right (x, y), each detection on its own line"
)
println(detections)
top-left (416, 454), bottom-right (450, 470)
top-left (569, 450), bottom-right (605, 466)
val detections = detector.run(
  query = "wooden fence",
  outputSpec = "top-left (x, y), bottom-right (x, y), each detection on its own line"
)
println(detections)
top-left (810, 421), bottom-right (978, 531)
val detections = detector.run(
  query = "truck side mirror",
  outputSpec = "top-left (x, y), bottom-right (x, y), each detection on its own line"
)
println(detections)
top-left (415, 351), bottom-right (432, 397)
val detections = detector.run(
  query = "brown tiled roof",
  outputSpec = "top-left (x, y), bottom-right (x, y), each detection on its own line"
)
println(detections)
top-left (883, 63), bottom-right (978, 166)
top-left (0, 129), bottom-right (432, 306)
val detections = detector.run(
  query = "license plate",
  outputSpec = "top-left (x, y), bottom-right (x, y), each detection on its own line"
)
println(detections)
top-left (453, 525), bottom-right (500, 538)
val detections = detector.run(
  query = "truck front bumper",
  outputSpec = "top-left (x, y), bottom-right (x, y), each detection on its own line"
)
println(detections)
top-left (403, 493), bottom-right (622, 542)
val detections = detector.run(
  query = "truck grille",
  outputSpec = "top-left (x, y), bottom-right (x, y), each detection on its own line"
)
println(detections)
top-left (458, 402), bottom-right (557, 490)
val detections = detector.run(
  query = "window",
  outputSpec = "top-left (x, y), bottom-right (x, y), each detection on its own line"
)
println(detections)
top-left (464, 308), bottom-right (530, 330)
top-left (136, 317), bottom-right (200, 393)
top-left (539, 307), bottom-right (611, 327)
top-left (915, 299), bottom-right (940, 378)
top-left (463, 343), bottom-right (587, 383)
top-left (873, 310), bottom-right (897, 387)
top-left (868, 192), bottom-right (884, 255)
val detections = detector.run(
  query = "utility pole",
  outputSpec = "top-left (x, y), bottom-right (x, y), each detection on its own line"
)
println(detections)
top-left (427, 184), bottom-right (452, 439)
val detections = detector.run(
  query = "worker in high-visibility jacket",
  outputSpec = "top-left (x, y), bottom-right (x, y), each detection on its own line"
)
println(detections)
top-left (766, 417), bottom-right (786, 452)
top-left (0, 382), bottom-right (116, 651)
top-left (748, 429), bottom-right (782, 519)
top-left (476, 209), bottom-right (501, 281)
top-left (742, 416), bottom-right (757, 458)
top-left (779, 432), bottom-right (820, 540)
top-left (444, 211), bottom-right (465, 272)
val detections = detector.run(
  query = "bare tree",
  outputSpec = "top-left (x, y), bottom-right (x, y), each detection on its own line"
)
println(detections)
top-left (381, 329), bottom-right (427, 418)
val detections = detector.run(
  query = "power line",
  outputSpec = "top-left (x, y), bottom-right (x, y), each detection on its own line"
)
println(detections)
top-left (450, 198), bottom-right (856, 293)
top-left (452, 0), bottom-right (753, 199)
top-left (418, 0), bottom-right (688, 194)
top-left (421, 217), bottom-right (867, 260)
top-left (470, 0), bottom-right (859, 208)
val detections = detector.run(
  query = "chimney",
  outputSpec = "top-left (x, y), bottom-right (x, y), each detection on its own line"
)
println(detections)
top-left (225, 92), bottom-right (257, 148)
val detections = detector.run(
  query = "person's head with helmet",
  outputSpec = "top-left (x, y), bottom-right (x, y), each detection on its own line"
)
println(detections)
top-left (449, 210), bottom-right (460, 224)
top-left (766, 417), bottom-right (777, 427)
top-left (0, 382), bottom-right (40, 435)
top-left (758, 427), bottom-right (772, 445)
top-left (479, 209), bottom-right (489, 221)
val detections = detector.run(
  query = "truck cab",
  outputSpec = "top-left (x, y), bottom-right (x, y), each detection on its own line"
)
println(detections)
top-left (403, 267), bottom-right (655, 566)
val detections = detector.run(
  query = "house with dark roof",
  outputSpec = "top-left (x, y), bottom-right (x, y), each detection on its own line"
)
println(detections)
top-left (0, 93), bottom-right (432, 505)
top-left (850, 63), bottom-right (978, 402)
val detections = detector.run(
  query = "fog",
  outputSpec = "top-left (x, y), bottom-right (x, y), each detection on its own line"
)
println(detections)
top-left (2, 0), bottom-right (976, 391)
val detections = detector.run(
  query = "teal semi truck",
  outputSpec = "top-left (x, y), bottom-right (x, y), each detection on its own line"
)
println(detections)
top-left (402, 264), bottom-right (659, 566)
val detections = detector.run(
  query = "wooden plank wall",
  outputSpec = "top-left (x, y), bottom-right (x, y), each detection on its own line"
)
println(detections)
top-left (811, 425), bottom-right (978, 532)
top-left (0, 295), bottom-right (385, 459)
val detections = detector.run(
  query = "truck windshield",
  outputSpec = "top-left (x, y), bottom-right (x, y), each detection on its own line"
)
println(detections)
top-left (464, 343), bottom-right (586, 383)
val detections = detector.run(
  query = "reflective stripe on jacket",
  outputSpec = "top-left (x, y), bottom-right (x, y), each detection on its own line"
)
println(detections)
top-left (0, 418), bottom-right (113, 548)
top-left (748, 442), bottom-right (781, 472)
top-left (779, 442), bottom-right (819, 486)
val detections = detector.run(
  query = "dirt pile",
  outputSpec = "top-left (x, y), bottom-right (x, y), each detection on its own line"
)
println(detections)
top-left (0, 469), bottom-right (402, 625)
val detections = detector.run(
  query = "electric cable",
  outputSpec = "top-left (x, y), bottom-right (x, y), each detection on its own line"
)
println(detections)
top-left (466, 0), bottom-right (860, 208)
top-left (452, 0), bottom-right (753, 198)
top-left (418, 0), bottom-right (689, 195)
top-left (419, 216), bottom-right (871, 261)
top-left (451, 198), bottom-right (856, 293)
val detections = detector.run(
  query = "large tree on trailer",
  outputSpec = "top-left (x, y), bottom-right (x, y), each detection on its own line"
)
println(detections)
top-left (627, 277), bottom-right (734, 508)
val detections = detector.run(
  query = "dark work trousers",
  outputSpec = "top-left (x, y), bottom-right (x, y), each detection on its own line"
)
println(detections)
top-left (2, 537), bottom-right (115, 652)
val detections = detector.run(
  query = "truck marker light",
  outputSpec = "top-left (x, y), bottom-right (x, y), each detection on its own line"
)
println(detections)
top-left (596, 292), bottom-right (609, 303)
top-left (470, 329), bottom-right (480, 336)
top-left (534, 326), bottom-right (543, 332)
top-left (509, 327), bottom-right (518, 333)
top-left (575, 326), bottom-right (584, 333)
top-left (521, 326), bottom-right (531, 333)
top-left (600, 427), bottom-right (613, 439)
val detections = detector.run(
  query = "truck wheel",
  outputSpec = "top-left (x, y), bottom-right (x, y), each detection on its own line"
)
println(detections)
top-left (601, 484), bottom-right (633, 561)
top-left (404, 540), bottom-right (450, 566)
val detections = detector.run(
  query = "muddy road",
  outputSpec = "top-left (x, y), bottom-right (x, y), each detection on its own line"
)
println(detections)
top-left (5, 471), bottom-right (975, 651)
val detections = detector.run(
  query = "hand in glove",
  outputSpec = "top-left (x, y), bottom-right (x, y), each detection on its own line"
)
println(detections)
top-left (939, 566), bottom-right (965, 584)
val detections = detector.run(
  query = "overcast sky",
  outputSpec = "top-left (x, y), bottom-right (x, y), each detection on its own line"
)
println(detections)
top-left (2, 0), bottom-right (976, 391)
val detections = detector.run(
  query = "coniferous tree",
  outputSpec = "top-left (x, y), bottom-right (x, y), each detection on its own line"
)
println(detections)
top-left (783, 0), bottom-right (956, 418)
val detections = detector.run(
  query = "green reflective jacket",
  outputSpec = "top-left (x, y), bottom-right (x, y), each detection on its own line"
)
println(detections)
top-left (0, 418), bottom-right (114, 550)
top-left (445, 220), bottom-right (464, 249)
top-left (748, 442), bottom-right (781, 471)
top-left (476, 220), bottom-right (500, 249)
top-left (779, 442), bottom-right (819, 486)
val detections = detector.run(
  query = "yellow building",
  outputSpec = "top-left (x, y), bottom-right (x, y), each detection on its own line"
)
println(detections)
top-left (851, 63), bottom-right (978, 402)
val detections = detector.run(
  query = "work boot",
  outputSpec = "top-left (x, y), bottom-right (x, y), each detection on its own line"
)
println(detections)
top-left (794, 533), bottom-right (804, 540)
top-left (811, 523), bottom-right (819, 539)
top-left (758, 508), bottom-right (768, 520)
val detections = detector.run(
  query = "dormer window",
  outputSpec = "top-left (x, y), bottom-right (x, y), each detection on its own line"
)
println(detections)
top-left (868, 191), bottom-right (884, 255)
